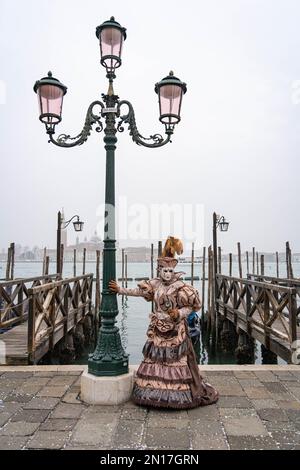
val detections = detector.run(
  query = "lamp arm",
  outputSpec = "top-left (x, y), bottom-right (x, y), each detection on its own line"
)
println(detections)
top-left (48, 101), bottom-right (105, 148)
top-left (116, 100), bottom-right (173, 148)
top-left (62, 214), bottom-right (80, 229)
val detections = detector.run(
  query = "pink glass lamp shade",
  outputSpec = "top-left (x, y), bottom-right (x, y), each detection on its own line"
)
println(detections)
top-left (155, 71), bottom-right (187, 125)
top-left (33, 71), bottom-right (67, 126)
top-left (96, 17), bottom-right (127, 75)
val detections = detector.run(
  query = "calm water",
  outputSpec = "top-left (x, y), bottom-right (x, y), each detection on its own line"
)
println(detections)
top-left (1, 260), bottom-right (299, 365)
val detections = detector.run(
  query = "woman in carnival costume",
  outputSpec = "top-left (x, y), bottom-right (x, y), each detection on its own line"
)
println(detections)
top-left (109, 236), bottom-right (219, 409)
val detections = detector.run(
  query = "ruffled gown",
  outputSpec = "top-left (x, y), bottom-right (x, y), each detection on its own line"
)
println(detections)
top-left (118, 273), bottom-right (219, 409)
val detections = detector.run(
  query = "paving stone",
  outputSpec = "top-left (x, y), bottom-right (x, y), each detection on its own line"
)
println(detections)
top-left (71, 413), bottom-right (118, 446)
top-left (285, 409), bottom-right (300, 424)
top-left (47, 376), bottom-right (77, 386)
top-left (17, 384), bottom-right (44, 395)
top-left (285, 387), bottom-right (300, 400)
top-left (0, 421), bottom-right (40, 436)
top-left (0, 436), bottom-right (29, 450)
top-left (145, 427), bottom-right (190, 450)
top-left (192, 433), bottom-right (228, 450)
top-left (215, 384), bottom-right (245, 396)
top-left (276, 400), bottom-right (300, 410)
top-left (33, 371), bottom-right (56, 377)
top-left (219, 408), bottom-right (257, 418)
top-left (217, 396), bottom-right (253, 408)
top-left (40, 418), bottom-right (77, 431)
top-left (23, 377), bottom-right (50, 386)
top-left (264, 382), bottom-right (289, 394)
top-left (273, 371), bottom-right (297, 381)
top-left (62, 392), bottom-right (81, 404)
top-left (221, 410), bottom-right (268, 437)
top-left (233, 371), bottom-right (256, 379)
top-left (0, 412), bottom-right (11, 427)
top-left (37, 385), bottom-right (69, 398)
top-left (26, 431), bottom-right (69, 449)
top-left (228, 435), bottom-right (277, 450)
top-left (283, 380), bottom-right (300, 388)
top-left (264, 421), bottom-right (297, 432)
top-left (191, 418), bottom-right (225, 437)
top-left (56, 370), bottom-right (83, 376)
top-left (120, 407), bottom-right (147, 421)
top-left (205, 371), bottom-right (234, 377)
top-left (112, 419), bottom-right (144, 449)
top-left (0, 402), bottom-right (23, 414)
top-left (1, 372), bottom-right (33, 379)
top-left (83, 405), bottom-right (121, 414)
top-left (257, 408), bottom-right (289, 422)
top-left (4, 393), bottom-right (34, 403)
top-left (23, 397), bottom-right (60, 410)
top-left (291, 371), bottom-right (300, 380)
top-left (11, 409), bottom-right (50, 423)
top-left (51, 403), bottom-right (85, 419)
top-left (147, 414), bottom-right (188, 429)
top-left (238, 379), bottom-right (264, 388)
top-left (243, 387), bottom-right (272, 399)
top-left (207, 377), bottom-right (240, 387)
top-left (187, 404), bottom-right (220, 420)
top-left (269, 430), bottom-right (300, 449)
top-left (148, 409), bottom-right (188, 419)
top-left (254, 371), bottom-right (278, 382)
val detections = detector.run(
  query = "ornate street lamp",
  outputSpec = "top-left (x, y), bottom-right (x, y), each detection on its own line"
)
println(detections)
top-left (56, 211), bottom-right (84, 275)
top-left (212, 212), bottom-right (230, 324)
top-left (34, 17), bottom-right (187, 377)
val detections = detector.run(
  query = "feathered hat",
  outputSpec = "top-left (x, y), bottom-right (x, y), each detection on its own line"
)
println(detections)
top-left (157, 236), bottom-right (183, 268)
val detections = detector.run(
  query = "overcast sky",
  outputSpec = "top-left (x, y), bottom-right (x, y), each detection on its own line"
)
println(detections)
top-left (0, 0), bottom-right (299, 254)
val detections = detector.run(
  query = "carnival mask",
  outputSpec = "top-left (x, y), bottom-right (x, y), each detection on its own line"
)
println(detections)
top-left (160, 267), bottom-right (174, 282)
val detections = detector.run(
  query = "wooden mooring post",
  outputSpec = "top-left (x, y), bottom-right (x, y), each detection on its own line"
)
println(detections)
top-left (191, 242), bottom-right (195, 286)
top-left (73, 249), bottom-right (77, 277)
top-left (82, 248), bottom-right (86, 275)
top-left (201, 246), bottom-right (206, 324)
top-left (237, 242), bottom-right (242, 278)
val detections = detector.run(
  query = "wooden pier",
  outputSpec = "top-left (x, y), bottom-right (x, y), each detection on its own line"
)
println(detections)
top-left (216, 273), bottom-right (300, 362)
top-left (0, 274), bottom-right (94, 365)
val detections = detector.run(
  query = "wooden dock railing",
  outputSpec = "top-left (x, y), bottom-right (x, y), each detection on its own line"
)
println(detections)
top-left (216, 274), bottom-right (299, 361)
top-left (27, 273), bottom-right (93, 364)
top-left (0, 275), bottom-right (58, 329)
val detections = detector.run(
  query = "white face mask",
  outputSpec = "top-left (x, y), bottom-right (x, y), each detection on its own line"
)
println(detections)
top-left (160, 267), bottom-right (174, 282)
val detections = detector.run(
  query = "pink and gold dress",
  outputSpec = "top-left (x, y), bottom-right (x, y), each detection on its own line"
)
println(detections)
top-left (118, 270), bottom-right (219, 409)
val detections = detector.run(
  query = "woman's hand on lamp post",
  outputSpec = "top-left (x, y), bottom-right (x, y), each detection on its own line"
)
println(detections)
top-left (109, 280), bottom-right (120, 293)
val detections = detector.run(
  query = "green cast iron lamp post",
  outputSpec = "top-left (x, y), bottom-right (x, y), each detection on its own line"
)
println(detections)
top-left (34, 17), bottom-right (187, 376)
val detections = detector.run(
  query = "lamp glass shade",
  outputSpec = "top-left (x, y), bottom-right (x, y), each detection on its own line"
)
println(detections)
top-left (99, 27), bottom-right (123, 71)
top-left (220, 221), bottom-right (229, 232)
top-left (159, 84), bottom-right (183, 124)
top-left (37, 84), bottom-right (64, 124)
top-left (73, 221), bottom-right (84, 232)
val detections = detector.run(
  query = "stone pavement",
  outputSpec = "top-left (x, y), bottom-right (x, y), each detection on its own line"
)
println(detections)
top-left (1, 365), bottom-right (300, 450)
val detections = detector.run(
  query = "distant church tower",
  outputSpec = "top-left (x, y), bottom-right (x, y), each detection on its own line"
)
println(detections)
top-left (61, 208), bottom-right (68, 248)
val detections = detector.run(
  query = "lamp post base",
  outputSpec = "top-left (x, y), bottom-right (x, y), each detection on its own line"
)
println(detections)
top-left (81, 369), bottom-right (134, 405)
top-left (88, 324), bottom-right (129, 376)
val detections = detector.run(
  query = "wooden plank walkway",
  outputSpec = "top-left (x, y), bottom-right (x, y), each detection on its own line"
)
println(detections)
top-left (217, 274), bottom-right (300, 362)
top-left (0, 274), bottom-right (94, 365)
